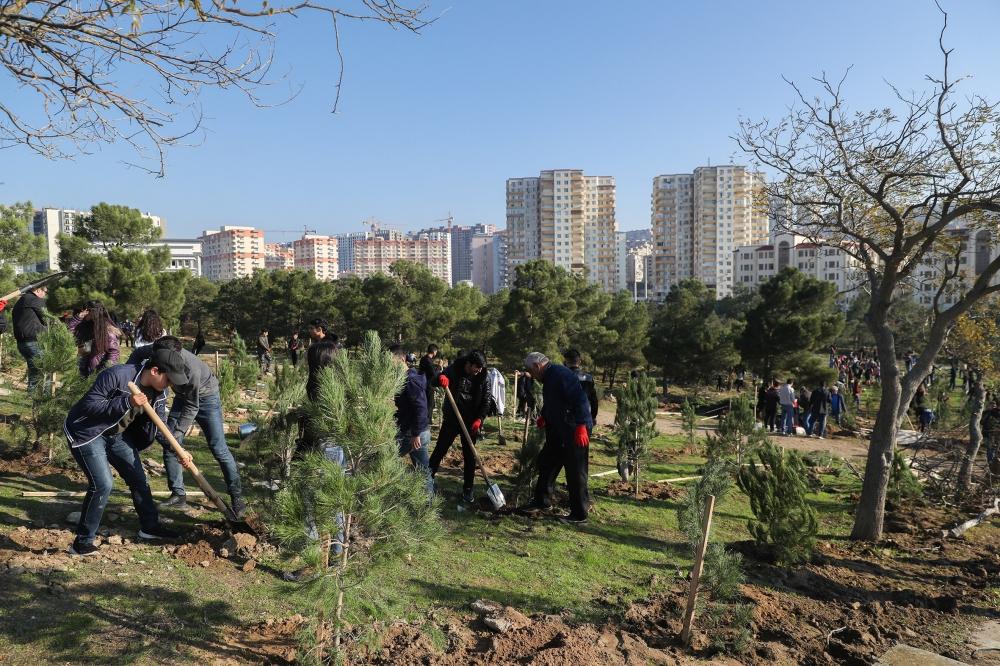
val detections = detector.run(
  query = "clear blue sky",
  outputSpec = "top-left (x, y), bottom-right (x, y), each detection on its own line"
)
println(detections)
top-left (2, 0), bottom-right (999, 239)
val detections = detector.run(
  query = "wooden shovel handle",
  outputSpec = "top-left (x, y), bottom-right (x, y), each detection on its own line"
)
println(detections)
top-left (127, 381), bottom-right (231, 517)
top-left (442, 385), bottom-right (494, 488)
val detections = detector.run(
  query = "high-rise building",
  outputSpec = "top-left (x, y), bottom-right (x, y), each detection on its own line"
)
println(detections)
top-left (200, 225), bottom-right (265, 282)
top-left (353, 233), bottom-right (452, 284)
top-left (292, 234), bottom-right (339, 281)
top-left (470, 230), bottom-right (507, 294)
top-left (506, 169), bottom-right (618, 291)
top-left (265, 243), bottom-right (294, 271)
top-left (335, 222), bottom-right (405, 274)
top-left (30, 207), bottom-right (166, 272)
top-left (417, 222), bottom-right (496, 284)
top-left (651, 165), bottom-right (768, 299)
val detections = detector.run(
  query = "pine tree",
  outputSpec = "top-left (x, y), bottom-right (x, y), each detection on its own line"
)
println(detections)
top-left (228, 332), bottom-right (259, 390)
top-left (271, 331), bottom-right (439, 663)
top-left (736, 442), bottom-right (818, 565)
top-left (610, 374), bottom-right (658, 493)
top-left (29, 319), bottom-right (94, 462)
top-left (681, 398), bottom-right (698, 451)
top-left (675, 457), bottom-right (752, 654)
top-left (705, 393), bottom-right (760, 465)
top-left (247, 362), bottom-right (307, 484)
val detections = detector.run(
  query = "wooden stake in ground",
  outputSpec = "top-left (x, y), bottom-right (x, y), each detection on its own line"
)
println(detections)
top-left (680, 493), bottom-right (716, 645)
top-left (214, 351), bottom-right (221, 371)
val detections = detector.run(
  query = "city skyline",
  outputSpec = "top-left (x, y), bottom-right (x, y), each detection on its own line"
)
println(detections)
top-left (2, 1), bottom-right (997, 239)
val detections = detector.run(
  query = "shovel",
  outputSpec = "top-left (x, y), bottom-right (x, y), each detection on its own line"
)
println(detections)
top-left (442, 385), bottom-right (506, 510)
top-left (497, 414), bottom-right (507, 447)
top-left (127, 381), bottom-right (259, 534)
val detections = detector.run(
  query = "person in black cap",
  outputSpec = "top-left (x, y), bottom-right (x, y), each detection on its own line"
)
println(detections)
top-left (427, 350), bottom-right (490, 503)
top-left (63, 347), bottom-right (193, 556)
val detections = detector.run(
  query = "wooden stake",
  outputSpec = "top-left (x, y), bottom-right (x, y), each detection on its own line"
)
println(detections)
top-left (215, 351), bottom-right (221, 371)
top-left (680, 494), bottom-right (716, 645)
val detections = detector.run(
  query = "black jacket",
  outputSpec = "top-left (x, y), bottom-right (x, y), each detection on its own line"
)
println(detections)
top-left (418, 355), bottom-right (439, 394)
top-left (441, 356), bottom-right (490, 425)
top-left (809, 387), bottom-right (831, 416)
top-left (570, 367), bottom-right (599, 421)
top-left (12, 292), bottom-right (47, 343)
top-left (395, 367), bottom-right (429, 437)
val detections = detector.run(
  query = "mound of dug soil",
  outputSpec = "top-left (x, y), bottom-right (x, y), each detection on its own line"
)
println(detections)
top-left (224, 613), bottom-right (306, 664)
top-left (599, 480), bottom-right (684, 501)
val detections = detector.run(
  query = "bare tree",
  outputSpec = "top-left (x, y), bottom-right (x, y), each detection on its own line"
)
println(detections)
top-left (736, 5), bottom-right (1000, 540)
top-left (0, 0), bottom-right (431, 174)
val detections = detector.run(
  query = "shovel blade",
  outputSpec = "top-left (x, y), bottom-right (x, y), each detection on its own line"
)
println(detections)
top-left (487, 484), bottom-right (506, 510)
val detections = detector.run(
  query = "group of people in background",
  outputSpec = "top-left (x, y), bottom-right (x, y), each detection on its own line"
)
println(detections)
top-left (759, 378), bottom-right (844, 439)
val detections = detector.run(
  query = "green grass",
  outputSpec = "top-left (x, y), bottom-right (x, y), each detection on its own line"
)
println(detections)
top-left (0, 377), bottom-right (866, 663)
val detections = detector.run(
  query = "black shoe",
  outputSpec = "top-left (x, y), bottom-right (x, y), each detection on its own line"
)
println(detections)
top-left (138, 524), bottom-right (181, 540)
top-left (230, 497), bottom-right (248, 519)
top-left (69, 541), bottom-right (100, 556)
top-left (462, 489), bottom-right (475, 503)
top-left (558, 514), bottom-right (588, 525)
top-left (160, 493), bottom-right (188, 509)
top-left (522, 499), bottom-right (551, 512)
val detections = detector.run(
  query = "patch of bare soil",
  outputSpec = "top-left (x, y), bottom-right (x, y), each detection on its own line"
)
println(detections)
top-left (0, 449), bottom-right (85, 481)
top-left (360, 509), bottom-right (1000, 665)
top-left (440, 448), bottom-right (518, 477)
top-left (162, 524), bottom-right (273, 569)
top-left (224, 614), bottom-right (305, 664)
top-left (599, 480), bottom-right (684, 501)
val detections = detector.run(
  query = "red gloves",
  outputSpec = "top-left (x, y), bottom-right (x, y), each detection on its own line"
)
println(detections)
top-left (536, 416), bottom-right (546, 429)
top-left (437, 375), bottom-right (449, 388)
top-left (0, 300), bottom-right (6, 313)
top-left (574, 424), bottom-right (590, 448)
top-left (470, 419), bottom-right (482, 435)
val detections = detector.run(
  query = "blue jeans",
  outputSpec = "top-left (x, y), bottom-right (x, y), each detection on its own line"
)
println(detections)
top-left (70, 434), bottom-right (159, 545)
top-left (398, 430), bottom-right (434, 495)
top-left (781, 405), bottom-right (795, 434)
top-left (812, 413), bottom-right (828, 437)
top-left (163, 394), bottom-right (242, 500)
top-left (17, 340), bottom-right (42, 392)
top-left (801, 411), bottom-right (813, 435)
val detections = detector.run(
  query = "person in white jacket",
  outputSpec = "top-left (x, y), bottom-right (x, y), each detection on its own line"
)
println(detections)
top-left (777, 378), bottom-right (796, 436)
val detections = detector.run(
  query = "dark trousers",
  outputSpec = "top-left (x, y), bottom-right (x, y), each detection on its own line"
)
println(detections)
top-left (70, 434), bottom-right (159, 545)
top-left (428, 419), bottom-right (479, 492)
top-left (764, 405), bottom-right (778, 431)
top-left (533, 427), bottom-right (589, 519)
top-left (17, 340), bottom-right (42, 392)
top-left (289, 350), bottom-right (299, 367)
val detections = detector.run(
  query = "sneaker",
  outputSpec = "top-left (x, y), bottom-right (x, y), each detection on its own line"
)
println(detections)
top-left (462, 489), bottom-right (475, 503)
top-left (159, 493), bottom-right (188, 510)
top-left (69, 541), bottom-right (100, 556)
top-left (282, 566), bottom-right (313, 582)
top-left (558, 514), bottom-right (588, 525)
top-left (230, 497), bottom-right (248, 519)
top-left (138, 524), bottom-right (181, 540)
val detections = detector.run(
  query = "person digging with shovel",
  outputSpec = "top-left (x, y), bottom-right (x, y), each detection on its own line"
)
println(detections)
top-left (523, 351), bottom-right (593, 524)
top-left (63, 348), bottom-right (193, 556)
top-left (127, 336), bottom-right (246, 518)
top-left (427, 350), bottom-right (491, 503)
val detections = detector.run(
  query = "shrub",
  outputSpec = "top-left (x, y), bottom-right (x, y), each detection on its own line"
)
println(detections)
top-left (736, 442), bottom-right (818, 565)
top-left (609, 374), bottom-right (659, 491)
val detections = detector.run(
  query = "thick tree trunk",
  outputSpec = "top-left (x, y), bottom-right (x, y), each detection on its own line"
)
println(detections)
top-left (957, 376), bottom-right (986, 494)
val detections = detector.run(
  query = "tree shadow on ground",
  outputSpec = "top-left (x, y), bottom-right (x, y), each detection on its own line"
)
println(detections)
top-left (0, 576), bottom-right (247, 663)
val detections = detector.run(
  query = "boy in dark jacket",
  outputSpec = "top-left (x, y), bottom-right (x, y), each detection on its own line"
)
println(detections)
top-left (390, 344), bottom-right (433, 495)
top-left (63, 348), bottom-right (192, 556)
top-left (427, 351), bottom-right (490, 502)
top-left (11, 284), bottom-right (48, 391)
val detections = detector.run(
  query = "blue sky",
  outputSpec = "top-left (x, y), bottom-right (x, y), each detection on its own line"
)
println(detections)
top-left (2, 0), bottom-right (999, 239)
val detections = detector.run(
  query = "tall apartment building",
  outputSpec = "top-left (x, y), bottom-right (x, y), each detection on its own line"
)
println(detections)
top-left (506, 169), bottom-right (618, 291)
top-left (353, 233), bottom-right (452, 284)
top-left (200, 225), bottom-right (265, 282)
top-left (470, 229), bottom-right (507, 294)
top-left (336, 223), bottom-right (405, 274)
top-left (265, 243), bottom-right (294, 271)
top-left (651, 165), bottom-right (768, 299)
top-left (292, 234), bottom-right (339, 281)
top-left (417, 223), bottom-right (496, 284)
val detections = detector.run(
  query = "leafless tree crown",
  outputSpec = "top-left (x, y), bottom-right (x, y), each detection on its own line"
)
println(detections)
top-left (0, 0), bottom-right (431, 174)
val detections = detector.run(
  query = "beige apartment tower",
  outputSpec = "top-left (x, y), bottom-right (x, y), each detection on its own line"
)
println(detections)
top-left (506, 169), bottom-right (618, 291)
top-left (293, 234), bottom-right (339, 281)
top-left (200, 225), bottom-right (266, 283)
top-left (651, 165), bottom-right (768, 299)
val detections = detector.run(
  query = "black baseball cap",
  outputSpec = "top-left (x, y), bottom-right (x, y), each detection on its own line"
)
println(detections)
top-left (150, 348), bottom-right (189, 386)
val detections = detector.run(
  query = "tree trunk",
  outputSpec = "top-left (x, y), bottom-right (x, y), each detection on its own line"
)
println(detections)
top-left (316, 532), bottom-right (331, 660)
top-left (957, 375), bottom-right (986, 494)
top-left (333, 514), bottom-right (352, 655)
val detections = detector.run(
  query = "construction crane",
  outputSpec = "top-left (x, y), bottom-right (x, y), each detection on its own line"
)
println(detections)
top-left (435, 212), bottom-right (454, 232)
top-left (258, 225), bottom-right (318, 237)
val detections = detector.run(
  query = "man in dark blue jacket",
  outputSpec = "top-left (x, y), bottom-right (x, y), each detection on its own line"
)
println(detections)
top-left (524, 351), bottom-right (594, 523)
top-left (63, 348), bottom-right (192, 556)
top-left (390, 344), bottom-right (433, 495)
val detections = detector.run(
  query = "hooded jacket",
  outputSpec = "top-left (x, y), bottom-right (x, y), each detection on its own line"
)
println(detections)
top-left (63, 361), bottom-right (168, 450)
top-left (440, 355), bottom-right (491, 425)
top-left (12, 291), bottom-right (47, 343)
